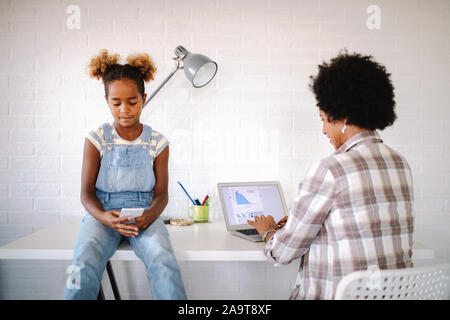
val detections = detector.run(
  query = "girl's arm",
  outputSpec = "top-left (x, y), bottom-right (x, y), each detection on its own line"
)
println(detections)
top-left (80, 138), bottom-right (104, 219)
top-left (81, 138), bottom-right (139, 237)
top-left (135, 146), bottom-right (169, 231)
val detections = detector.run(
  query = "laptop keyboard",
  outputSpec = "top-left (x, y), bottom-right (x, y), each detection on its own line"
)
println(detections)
top-left (237, 229), bottom-right (259, 235)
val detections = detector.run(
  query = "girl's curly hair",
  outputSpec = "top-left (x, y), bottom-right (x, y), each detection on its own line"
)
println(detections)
top-left (309, 50), bottom-right (396, 130)
top-left (88, 49), bottom-right (157, 98)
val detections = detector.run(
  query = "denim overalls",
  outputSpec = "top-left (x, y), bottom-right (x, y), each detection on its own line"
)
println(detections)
top-left (64, 122), bottom-right (186, 300)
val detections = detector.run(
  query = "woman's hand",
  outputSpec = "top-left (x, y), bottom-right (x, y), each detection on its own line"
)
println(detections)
top-left (101, 210), bottom-right (140, 238)
top-left (247, 214), bottom-right (279, 237)
top-left (278, 216), bottom-right (288, 228)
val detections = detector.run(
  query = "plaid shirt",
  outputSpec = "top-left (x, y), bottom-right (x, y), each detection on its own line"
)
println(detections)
top-left (264, 130), bottom-right (414, 300)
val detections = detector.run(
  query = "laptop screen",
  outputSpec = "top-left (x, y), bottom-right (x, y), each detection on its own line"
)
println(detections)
top-left (218, 182), bottom-right (287, 227)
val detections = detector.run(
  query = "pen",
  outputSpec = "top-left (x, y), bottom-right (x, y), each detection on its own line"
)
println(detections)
top-left (201, 195), bottom-right (209, 206)
top-left (177, 181), bottom-right (196, 206)
top-left (194, 198), bottom-right (201, 205)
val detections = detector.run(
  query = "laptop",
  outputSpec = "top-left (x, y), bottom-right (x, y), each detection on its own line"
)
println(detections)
top-left (217, 181), bottom-right (288, 242)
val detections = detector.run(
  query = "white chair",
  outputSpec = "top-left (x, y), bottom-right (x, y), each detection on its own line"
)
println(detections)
top-left (335, 263), bottom-right (450, 300)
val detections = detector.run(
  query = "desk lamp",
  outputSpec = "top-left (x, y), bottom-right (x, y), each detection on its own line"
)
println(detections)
top-left (143, 45), bottom-right (218, 107)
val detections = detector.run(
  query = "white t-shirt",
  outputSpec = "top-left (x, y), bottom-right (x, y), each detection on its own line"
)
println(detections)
top-left (86, 122), bottom-right (169, 161)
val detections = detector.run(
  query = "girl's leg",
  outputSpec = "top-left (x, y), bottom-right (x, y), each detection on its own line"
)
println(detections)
top-left (129, 217), bottom-right (187, 300)
top-left (63, 213), bottom-right (122, 300)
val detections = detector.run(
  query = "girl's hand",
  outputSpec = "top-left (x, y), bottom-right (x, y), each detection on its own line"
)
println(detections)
top-left (101, 210), bottom-right (140, 238)
top-left (134, 210), bottom-right (156, 231)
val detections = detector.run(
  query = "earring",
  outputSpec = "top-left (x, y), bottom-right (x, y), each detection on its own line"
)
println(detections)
top-left (341, 124), bottom-right (347, 134)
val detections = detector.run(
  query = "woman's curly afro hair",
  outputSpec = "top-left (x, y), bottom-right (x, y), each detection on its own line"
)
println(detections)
top-left (309, 50), bottom-right (396, 130)
top-left (88, 49), bottom-right (157, 98)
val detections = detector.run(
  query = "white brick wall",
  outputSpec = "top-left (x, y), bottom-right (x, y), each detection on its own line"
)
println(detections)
top-left (1, 0), bottom-right (449, 299)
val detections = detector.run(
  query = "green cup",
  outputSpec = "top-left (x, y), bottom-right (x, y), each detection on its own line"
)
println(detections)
top-left (188, 205), bottom-right (209, 222)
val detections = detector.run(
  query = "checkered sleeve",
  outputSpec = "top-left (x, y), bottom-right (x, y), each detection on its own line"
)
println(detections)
top-left (264, 159), bottom-right (336, 265)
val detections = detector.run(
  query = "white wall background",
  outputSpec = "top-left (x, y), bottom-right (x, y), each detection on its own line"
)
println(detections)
top-left (0, 0), bottom-right (449, 299)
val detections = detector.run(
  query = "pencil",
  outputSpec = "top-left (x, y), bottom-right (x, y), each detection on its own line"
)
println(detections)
top-left (201, 195), bottom-right (209, 206)
top-left (177, 181), bottom-right (196, 206)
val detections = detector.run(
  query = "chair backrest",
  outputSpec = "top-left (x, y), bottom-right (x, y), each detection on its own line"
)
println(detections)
top-left (335, 263), bottom-right (450, 300)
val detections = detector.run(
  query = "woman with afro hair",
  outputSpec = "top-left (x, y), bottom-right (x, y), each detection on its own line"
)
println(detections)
top-left (64, 49), bottom-right (186, 300)
top-left (248, 51), bottom-right (414, 300)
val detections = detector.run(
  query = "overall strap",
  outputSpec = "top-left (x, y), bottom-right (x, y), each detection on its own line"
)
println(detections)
top-left (101, 122), bottom-right (114, 151)
top-left (141, 124), bottom-right (153, 149)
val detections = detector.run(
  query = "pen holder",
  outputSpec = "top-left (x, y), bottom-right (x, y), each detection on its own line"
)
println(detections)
top-left (188, 205), bottom-right (209, 222)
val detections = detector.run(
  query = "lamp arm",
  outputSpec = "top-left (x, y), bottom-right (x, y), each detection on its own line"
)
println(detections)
top-left (143, 67), bottom-right (179, 107)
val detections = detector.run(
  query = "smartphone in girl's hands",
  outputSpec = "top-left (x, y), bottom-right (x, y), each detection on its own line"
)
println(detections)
top-left (120, 208), bottom-right (144, 224)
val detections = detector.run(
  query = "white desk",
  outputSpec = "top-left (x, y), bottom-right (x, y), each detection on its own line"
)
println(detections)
top-left (0, 216), bottom-right (435, 262)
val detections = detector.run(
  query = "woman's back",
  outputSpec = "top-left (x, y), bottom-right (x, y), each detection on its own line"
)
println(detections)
top-left (299, 130), bottom-right (414, 299)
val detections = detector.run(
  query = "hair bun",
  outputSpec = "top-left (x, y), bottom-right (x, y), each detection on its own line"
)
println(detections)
top-left (126, 53), bottom-right (157, 82)
top-left (88, 49), bottom-right (120, 80)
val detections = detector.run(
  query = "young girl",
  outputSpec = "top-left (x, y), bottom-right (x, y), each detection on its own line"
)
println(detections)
top-left (63, 49), bottom-right (187, 300)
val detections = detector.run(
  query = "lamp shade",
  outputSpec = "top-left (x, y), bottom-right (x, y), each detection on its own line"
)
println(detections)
top-left (143, 46), bottom-right (218, 107)
top-left (176, 46), bottom-right (218, 88)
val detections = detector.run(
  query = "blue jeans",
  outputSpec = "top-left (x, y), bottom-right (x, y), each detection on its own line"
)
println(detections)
top-left (63, 197), bottom-right (187, 300)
